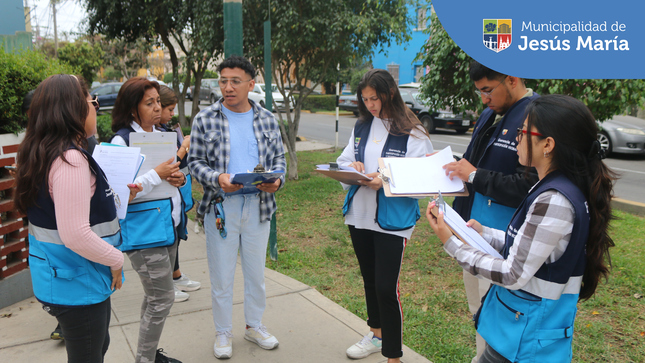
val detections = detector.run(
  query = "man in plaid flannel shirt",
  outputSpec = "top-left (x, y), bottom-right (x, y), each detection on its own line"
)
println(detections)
top-left (187, 55), bottom-right (286, 359)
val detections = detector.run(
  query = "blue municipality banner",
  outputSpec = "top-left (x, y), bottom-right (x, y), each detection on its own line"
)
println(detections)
top-left (432, 0), bottom-right (644, 79)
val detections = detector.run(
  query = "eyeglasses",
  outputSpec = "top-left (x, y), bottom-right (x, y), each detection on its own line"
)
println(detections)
top-left (475, 76), bottom-right (508, 98)
top-left (516, 127), bottom-right (544, 142)
top-left (88, 96), bottom-right (100, 112)
top-left (218, 78), bottom-right (252, 89)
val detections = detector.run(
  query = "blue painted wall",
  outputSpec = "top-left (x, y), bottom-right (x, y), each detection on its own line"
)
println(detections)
top-left (0, 0), bottom-right (27, 35)
top-left (372, 4), bottom-right (429, 85)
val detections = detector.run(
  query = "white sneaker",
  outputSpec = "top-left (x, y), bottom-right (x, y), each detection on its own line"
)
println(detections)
top-left (174, 286), bottom-right (189, 303)
top-left (346, 332), bottom-right (382, 359)
top-left (174, 274), bottom-right (201, 292)
top-left (214, 331), bottom-right (233, 359)
top-left (244, 324), bottom-right (279, 350)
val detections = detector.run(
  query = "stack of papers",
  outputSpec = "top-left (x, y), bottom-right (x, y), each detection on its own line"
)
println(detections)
top-left (92, 144), bottom-right (144, 219)
top-left (381, 146), bottom-right (466, 195)
top-left (432, 200), bottom-right (503, 259)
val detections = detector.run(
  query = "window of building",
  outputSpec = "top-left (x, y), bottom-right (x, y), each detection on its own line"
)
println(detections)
top-left (386, 63), bottom-right (400, 85)
top-left (414, 65), bottom-right (425, 83)
top-left (417, 8), bottom-right (427, 31)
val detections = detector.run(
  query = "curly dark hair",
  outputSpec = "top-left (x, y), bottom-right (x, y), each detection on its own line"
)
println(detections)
top-left (217, 55), bottom-right (256, 78)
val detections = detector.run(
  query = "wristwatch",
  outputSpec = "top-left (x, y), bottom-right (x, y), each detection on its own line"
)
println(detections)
top-left (467, 170), bottom-right (476, 184)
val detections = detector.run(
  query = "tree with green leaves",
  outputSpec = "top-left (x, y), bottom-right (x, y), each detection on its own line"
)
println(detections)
top-left (97, 37), bottom-right (152, 80)
top-left (57, 41), bottom-right (104, 83)
top-left (417, 7), bottom-right (645, 122)
top-left (85, 0), bottom-right (224, 127)
top-left (243, 0), bottom-right (414, 180)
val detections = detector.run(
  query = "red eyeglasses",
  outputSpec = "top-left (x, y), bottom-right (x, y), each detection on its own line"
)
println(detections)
top-left (516, 128), bottom-right (544, 142)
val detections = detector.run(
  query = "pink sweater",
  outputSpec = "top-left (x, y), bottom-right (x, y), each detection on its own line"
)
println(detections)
top-left (48, 150), bottom-right (124, 270)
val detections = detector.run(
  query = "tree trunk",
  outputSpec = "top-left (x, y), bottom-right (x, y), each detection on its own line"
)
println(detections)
top-left (287, 149), bottom-right (298, 180)
top-left (158, 29), bottom-right (187, 128)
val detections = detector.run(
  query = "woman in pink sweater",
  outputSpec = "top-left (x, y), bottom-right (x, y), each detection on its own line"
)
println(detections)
top-left (14, 74), bottom-right (135, 363)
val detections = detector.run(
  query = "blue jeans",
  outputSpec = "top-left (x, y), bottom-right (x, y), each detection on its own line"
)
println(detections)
top-left (204, 194), bottom-right (270, 332)
top-left (43, 298), bottom-right (111, 363)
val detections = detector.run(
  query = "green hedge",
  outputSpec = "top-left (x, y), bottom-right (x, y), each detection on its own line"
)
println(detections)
top-left (96, 114), bottom-right (113, 142)
top-left (0, 48), bottom-right (77, 134)
top-left (301, 95), bottom-right (337, 112)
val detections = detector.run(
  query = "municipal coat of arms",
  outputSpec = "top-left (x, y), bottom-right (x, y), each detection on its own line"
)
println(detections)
top-left (483, 19), bottom-right (512, 53)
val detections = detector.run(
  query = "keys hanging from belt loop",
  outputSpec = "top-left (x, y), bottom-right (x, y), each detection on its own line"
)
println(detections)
top-left (214, 196), bottom-right (227, 238)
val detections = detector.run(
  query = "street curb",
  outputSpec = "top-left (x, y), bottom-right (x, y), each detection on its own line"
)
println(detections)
top-left (612, 198), bottom-right (645, 217)
top-left (300, 110), bottom-right (354, 116)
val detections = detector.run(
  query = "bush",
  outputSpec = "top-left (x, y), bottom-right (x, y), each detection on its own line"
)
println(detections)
top-left (301, 95), bottom-right (337, 112)
top-left (0, 48), bottom-right (77, 134)
top-left (96, 114), bottom-right (113, 142)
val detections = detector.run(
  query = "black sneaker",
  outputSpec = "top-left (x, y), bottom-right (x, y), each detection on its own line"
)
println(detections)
top-left (50, 325), bottom-right (64, 341)
top-left (155, 348), bottom-right (182, 363)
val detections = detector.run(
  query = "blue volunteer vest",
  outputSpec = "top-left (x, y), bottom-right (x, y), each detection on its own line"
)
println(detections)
top-left (455, 93), bottom-right (540, 230)
top-left (477, 171), bottom-right (590, 362)
top-left (342, 119), bottom-right (420, 231)
top-left (27, 148), bottom-right (121, 307)
top-left (114, 128), bottom-right (182, 249)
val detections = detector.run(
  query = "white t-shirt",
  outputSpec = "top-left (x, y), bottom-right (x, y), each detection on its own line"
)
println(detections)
top-left (337, 117), bottom-right (434, 239)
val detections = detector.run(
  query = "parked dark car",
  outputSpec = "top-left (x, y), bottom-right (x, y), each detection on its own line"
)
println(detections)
top-left (339, 94), bottom-right (359, 116)
top-left (191, 78), bottom-right (222, 104)
top-left (597, 115), bottom-right (645, 156)
top-left (398, 87), bottom-right (472, 134)
top-left (167, 82), bottom-right (192, 100)
top-left (90, 82), bottom-right (123, 111)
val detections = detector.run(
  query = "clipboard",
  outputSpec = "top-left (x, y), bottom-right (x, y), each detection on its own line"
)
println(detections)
top-left (431, 192), bottom-right (503, 259)
top-left (129, 132), bottom-right (178, 202)
top-left (378, 154), bottom-right (469, 198)
top-left (314, 164), bottom-right (373, 185)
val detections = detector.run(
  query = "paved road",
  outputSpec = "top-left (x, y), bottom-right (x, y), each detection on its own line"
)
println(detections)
top-left (183, 101), bottom-right (645, 203)
top-left (294, 112), bottom-right (645, 204)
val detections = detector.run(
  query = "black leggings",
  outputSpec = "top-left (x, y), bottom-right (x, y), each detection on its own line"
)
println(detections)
top-left (349, 226), bottom-right (407, 359)
top-left (479, 344), bottom-right (512, 363)
top-left (44, 298), bottom-right (111, 363)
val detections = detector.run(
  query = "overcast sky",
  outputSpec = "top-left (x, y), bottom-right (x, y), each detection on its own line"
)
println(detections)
top-left (28, 0), bottom-right (86, 40)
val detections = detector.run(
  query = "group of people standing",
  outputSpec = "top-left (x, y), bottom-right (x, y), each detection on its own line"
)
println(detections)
top-left (12, 54), bottom-right (614, 363)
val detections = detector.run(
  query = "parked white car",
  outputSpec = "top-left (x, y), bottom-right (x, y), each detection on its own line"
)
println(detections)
top-left (248, 84), bottom-right (293, 110)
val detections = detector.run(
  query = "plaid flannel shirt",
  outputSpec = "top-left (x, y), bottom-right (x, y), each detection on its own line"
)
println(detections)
top-left (187, 99), bottom-right (286, 221)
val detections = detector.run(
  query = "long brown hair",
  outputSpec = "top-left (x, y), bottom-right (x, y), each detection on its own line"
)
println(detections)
top-left (159, 85), bottom-right (178, 108)
top-left (14, 74), bottom-right (89, 213)
top-left (111, 77), bottom-right (159, 132)
top-left (356, 69), bottom-right (429, 139)
top-left (524, 94), bottom-right (616, 300)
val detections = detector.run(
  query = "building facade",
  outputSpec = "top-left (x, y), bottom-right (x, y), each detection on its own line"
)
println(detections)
top-left (371, 3), bottom-right (430, 85)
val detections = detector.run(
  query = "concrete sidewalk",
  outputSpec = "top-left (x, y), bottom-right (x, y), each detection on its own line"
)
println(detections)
top-left (0, 218), bottom-right (431, 363)
top-left (0, 140), bottom-right (431, 363)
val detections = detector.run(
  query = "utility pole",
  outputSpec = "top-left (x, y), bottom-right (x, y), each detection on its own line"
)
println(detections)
top-left (52, 0), bottom-right (58, 57)
top-left (223, 0), bottom-right (243, 58)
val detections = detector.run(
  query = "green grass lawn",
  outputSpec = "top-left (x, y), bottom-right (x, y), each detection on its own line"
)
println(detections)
top-left (191, 148), bottom-right (645, 363)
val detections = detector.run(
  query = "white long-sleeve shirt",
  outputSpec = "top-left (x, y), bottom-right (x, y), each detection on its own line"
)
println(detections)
top-left (337, 118), bottom-right (434, 239)
top-left (111, 121), bottom-right (182, 226)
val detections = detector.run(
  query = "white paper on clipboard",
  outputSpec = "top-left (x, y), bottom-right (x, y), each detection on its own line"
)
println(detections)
top-left (129, 132), bottom-right (177, 202)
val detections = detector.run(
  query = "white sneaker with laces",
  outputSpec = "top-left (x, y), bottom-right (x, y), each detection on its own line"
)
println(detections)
top-left (174, 274), bottom-right (201, 292)
top-left (174, 286), bottom-right (189, 303)
top-left (244, 325), bottom-right (279, 350)
top-left (214, 331), bottom-right (233, 359)
top-left (346, 331), bottom-right (382, 359)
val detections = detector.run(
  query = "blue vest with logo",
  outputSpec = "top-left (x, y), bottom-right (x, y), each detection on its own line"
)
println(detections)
top-left (455, 93), bottom-right (539, 231)
top-left (114, 128), bottom-right (182, 249)
top-left (27, 148), bottom-right (121, 307)
top-left (476, 171), bottom-right (589, 362)
top-left (342, 119), bottom-right (420, 231)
